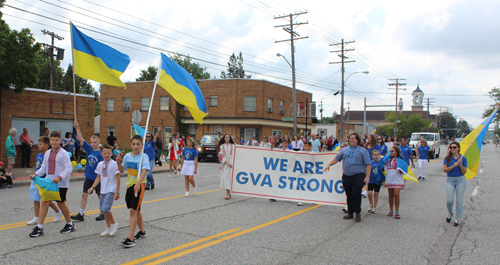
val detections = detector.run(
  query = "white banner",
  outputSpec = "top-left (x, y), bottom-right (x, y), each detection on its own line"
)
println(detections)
top-left (231, 146), bottom-right (346, 206)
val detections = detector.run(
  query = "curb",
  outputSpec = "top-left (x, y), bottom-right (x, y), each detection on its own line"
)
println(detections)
top-left (11, 169), bottom-right (170, 188)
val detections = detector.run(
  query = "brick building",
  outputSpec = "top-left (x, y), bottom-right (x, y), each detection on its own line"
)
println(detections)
top-left (100, 79), bottom-right (316, 149)
top-left (1, 88), bottom-right (95, 166)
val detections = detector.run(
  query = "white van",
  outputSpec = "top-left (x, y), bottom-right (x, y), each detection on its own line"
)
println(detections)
top-left (409, 132), bottom-right (441, 159)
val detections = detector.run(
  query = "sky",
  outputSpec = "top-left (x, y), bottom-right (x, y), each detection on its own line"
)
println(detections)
top-left (3, 0), bottom-right (500, 127)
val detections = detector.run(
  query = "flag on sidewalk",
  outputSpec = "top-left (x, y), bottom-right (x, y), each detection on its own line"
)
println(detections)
top-left (157, 53), bottom-right (208, 124)
top-left (460, 105), bottom-right (499, 180)
top-left (71, 23), bottom-right (130, 88)
top-left (32, 176), bottom-right (61, 201)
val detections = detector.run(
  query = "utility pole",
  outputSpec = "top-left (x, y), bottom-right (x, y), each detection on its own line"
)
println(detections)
top-left (330, 39), bottom-right (355, 141)
top-left (319, 101), bottom-right (323, 121)
top-left (388, 78), bottom-right (406, 137)
top-left (426, 98), bottom-right (435, 132)
top-left (41, 29), bottom-right (64, 90)
top-left (275, 12), bottom-right (308, 135)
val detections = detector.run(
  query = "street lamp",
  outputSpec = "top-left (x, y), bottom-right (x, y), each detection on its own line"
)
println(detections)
top-left (277, 52), bottom-right (297, 135)
top-left (339, 71), bottom-right (369, 141)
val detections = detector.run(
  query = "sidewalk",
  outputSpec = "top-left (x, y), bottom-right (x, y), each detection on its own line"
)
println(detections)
top-left (10, 162), bottom-right (171, 187)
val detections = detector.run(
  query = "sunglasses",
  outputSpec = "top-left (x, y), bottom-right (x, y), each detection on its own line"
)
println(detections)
top-left (450, 146), bottom-right (458, 149)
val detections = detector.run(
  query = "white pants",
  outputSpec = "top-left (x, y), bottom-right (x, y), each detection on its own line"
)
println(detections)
top-left (418, 159), bottom-right (428, 178)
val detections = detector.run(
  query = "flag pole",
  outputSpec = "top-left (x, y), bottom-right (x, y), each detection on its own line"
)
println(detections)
top-left (461, 103), bottom-right (499, 154)
top-left (70, 21), bottom-right (77, 121)
top-left (137, 56), bottom-right (162, 181)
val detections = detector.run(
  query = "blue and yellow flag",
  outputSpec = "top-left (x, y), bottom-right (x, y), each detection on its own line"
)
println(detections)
top-left (380, 156), bottom-right (418, 184)
top-left (71, 23), bottom-right (130, 88)
top-left (332, 143), bottom-right (340, 152)
top-left (460, 105), bottom-right (499, 180)
top-left (157, 53), bottom-right (208, 124)
top-left (132, 120), bottom-right (149, 137)
top-left (32, 176), bottom-right (61, 201)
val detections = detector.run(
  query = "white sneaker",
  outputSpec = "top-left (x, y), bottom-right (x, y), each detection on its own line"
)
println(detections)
top-left (191, 186), bottom-right (197, 195)
top-left (100, 228), bottom-right (110, 236)
top-left (361, 190), bottom-right (368, 198)
top-left (109, 222), bottom-right (118, 236)
top-left (297, 202), bottom-right (303, 206)
top-left (53, 211), bottom-right (63, 222)
top-left (368, 204), bottom-right (373, 212)
top-left (27, 217), bottom-right (39, 225)
top-left (169, 174), bottom-right (173, 178)
top-left (185, 191), bottom-right (190, 197)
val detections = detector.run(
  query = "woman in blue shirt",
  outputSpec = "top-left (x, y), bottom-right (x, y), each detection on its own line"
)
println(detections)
top-left (375, 136), bottom-right (388, 157)
top-left (443, 141), bottom-right (467, 226)
top-left (416, 139), bottom-right (434, 180)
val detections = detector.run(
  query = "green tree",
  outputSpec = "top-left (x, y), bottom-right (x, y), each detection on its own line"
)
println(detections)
top-left (377, 111), bottom-right (436, 138)
top-left (35, 51), bottom-right (64, 90)
top-left (482, 86), bottom-right (500, 122)
top-left (0, 0), bottom-right (41, 93)
top-left (438, 112), bottom-right (458, 138)
top-left (220, 52), bottom-right (251, 79)
top-left (136, 66), bottom-right (158, 81)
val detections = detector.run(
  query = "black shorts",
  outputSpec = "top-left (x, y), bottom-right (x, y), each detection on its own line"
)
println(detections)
top-left (367, 183), bottom-right (381, 192)
top-left (56, 188), bottom-right (68, 203)
top-left (83, 178), bottom-right (100, 194)
top-left (125, 184), bottom-right (145, 211)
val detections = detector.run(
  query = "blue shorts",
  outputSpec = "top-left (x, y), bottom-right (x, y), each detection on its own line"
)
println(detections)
top-left (100, 192), bottom-right (115, 212)
top-left (30, 181), bottom-right (41, 202)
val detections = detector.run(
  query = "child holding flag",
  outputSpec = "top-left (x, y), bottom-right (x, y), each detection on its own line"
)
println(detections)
top-left (29, 131), bottom-right (75, 237)
top-left (27, 136), bottom-right (62, 225)
top-left (116, 135), bottom-right (150, 248)
top-left (382, 147), bottom-right (406, 219)
top-left (88, 144), bottom-right (121, 237)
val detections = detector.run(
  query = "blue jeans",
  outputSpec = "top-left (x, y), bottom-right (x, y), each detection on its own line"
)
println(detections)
top-left (445, 176), bottom-right (466, 219)
top-left (146, 159), bottom-right (155, 188)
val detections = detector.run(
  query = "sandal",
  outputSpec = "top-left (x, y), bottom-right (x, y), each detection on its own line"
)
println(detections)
top-left (387, 211), bottom-right (393, 217)
top-left (395, 212), bottom-right (400, 219)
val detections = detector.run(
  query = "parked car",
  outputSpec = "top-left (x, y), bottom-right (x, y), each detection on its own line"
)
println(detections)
top-left (197, 133), bottom-right (219, 161)
top-left (409, 132), bottom-right (441, 159)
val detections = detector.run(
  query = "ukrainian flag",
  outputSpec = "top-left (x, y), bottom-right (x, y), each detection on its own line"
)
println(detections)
top-left (460, 105), bottom-right (499, 180)
top-left (157, 53), bottom-right (208, 124)
top-left (71, 23), bottom-right (130, 88)
top-left (33, 176), bottom-right (61, 201)
top-left (380, 156), bottom-right (418, 183)
top-left (332, 143), bottom-right (340, 152)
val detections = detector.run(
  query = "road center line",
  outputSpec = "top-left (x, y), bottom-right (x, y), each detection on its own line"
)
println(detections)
top-left (137, 204), bottom-right (323, 265)
top-left (471, 185), bottom-right (480, 197)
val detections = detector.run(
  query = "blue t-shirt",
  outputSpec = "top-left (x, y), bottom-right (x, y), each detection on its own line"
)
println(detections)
top-left (83, 141), bottom-right (103, 180)
top-left (121, 152), bottom-right (150, 188)
top-left (279, 144), bottom-right (293, 150)
top-left (62, 138), bottom-right (75, 153)
top-left (366, 145), bottom-right (387, 160)
top-left (311, 139), bottom-right (321, 152)
top-left (418, 146), bottom-right (431, 160)
top-left (335, 146), bottom-right (371, 176)
top-left (144, 140), bottom-right (155, 162)
top-left (182, 148), bottom-right (198, 161)
top-left (369, 160), bottom-right (383, 185)
top-left (400, 145), bottom-right (412, 164)
top-left (36, 153), bottom-right (46, 178)
top-left (444, 155), bottom-right (467, 177)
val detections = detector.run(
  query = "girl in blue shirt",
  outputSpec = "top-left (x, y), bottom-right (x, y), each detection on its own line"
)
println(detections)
top-left (416, 139), bottom-right (434, 180)
top-left (180, 137), bottom-right (198, 197)
top-left (376, 136), bottom-right (388, 157)
top-left (443, 141), bottom-right (467, 226)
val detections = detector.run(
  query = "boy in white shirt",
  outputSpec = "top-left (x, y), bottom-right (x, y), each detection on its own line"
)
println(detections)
top-left (29, 131), bottom-right (75, 237)
top-left (88, 144), bottom-right (121, 237)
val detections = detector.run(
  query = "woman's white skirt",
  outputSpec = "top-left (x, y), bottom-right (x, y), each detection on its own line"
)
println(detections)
top-left (180, 160), bottom-right (199, 176)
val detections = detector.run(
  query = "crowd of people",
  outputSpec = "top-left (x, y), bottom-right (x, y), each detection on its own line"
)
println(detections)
top-left (1, 125), bottom-right (470, 247)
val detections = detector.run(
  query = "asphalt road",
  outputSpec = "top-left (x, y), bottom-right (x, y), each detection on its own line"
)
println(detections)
top-left (1, 145), bottom-right (499, 264)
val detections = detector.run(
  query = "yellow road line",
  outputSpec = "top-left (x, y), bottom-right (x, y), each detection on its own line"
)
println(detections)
top-left (132, 204), bottom-right (322, 265)
top-left (122, 228), bottom-right (242, 265)
top-left (430, 157), bottom-right (444, 163)
top-left (0, 189), bottom-right (220, 231)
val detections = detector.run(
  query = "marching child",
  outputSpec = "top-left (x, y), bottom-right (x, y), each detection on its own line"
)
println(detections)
top-left (73, 120), bottom-right (104, 222)
top-left (27, 136), bottom-right (62, 225)
top-left (383, 146), bottom-right (406, 219)
top-left (29, 131), bottom-right (74, 237)
top-left (180, 137), bottom-right (198, 196)
top-left (367, 150), bottom-right (384, 213)
top-left (88, 144), bottom-right (121, 237)
top-left (116, 135), bottom-right (150, 248)
top-left (0, 161), bottom-right (13, 189)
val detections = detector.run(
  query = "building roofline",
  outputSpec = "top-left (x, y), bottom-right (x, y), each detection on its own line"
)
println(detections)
top-left (18, 87), bottom-right (95, 98)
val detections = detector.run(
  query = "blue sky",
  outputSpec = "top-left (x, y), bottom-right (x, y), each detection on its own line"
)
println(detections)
top-left (4, 0), bottom-right (499, 127)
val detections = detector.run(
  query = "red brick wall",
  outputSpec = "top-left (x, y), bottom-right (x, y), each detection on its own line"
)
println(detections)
top-left (0, 88), bottom-right (95, 166)
top-left (100, 79), bottom-right (313, 149)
